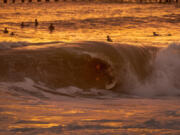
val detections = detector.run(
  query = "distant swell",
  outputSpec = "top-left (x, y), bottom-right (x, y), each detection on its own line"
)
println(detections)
top-left (0, 41), bottom-right (180, 97)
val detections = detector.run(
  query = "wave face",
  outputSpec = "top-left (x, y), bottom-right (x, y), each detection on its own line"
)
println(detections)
top-left (0, 41), bottom-right (180, 97)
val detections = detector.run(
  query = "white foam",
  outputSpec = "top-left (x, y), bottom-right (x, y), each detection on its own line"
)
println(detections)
top-left (131, 43), bottom-right (180, 97)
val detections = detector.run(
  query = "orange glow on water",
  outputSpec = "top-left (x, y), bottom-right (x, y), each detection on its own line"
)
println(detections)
top-left (0, 91), bottom-right (180, 134)
top-left (0, 3), bottom-right (180, 46)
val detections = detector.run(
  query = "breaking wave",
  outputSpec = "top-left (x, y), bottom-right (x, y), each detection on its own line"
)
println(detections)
top-left (0, 41), bottom-right (180, 98)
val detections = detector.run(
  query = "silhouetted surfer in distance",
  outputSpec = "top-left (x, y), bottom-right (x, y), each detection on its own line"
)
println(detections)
top-left (167, 33), bottom-right (172, 36)
top-left (49, 23), bottom-right (55, 33)
top-left (10, 32), bottom-right (15, 36)
top-left (21, 22), bottom-right (24, 28)
top-left (3, 28), bottom-right (8, 33)
top-left (35, 19), bottom-right (38, 27)
top-left (153, 32), bottom-right (159, 36)
top-left (107, 35), bottom-right (113, 42)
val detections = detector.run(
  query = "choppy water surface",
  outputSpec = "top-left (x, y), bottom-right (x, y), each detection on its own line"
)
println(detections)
top-left (0, 91), bottom-right (180, 135)
top-left (0, 2), bottom-right (180, 135)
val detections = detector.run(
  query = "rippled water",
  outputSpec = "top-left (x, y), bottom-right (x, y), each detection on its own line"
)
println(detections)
top-left (0, 2), bottom-right (180, 45)
top-left (0, 91), bottom-right (179, 135)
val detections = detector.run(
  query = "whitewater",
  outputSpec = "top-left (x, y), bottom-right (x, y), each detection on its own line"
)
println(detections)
top-left (0, 2), bottom-right (180, 135)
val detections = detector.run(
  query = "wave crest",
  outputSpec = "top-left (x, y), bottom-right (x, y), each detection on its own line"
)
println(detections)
top-left (0, 41), bottom-right (180, 97)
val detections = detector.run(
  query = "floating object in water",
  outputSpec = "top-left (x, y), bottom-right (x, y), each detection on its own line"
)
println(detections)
top-left (10, 32), bottom-right (15, 36)
top-left (21, 22), bottom-right (30, 28)
top-left (49, 23), bottom-right (55, 33)
top-left (21, 22), bottom-right (24, 28)
top-left (35, 19), bottom-right (38, 27)
top-left (107, 35), bottom-right (113, 42)
top-left (167, 33), bottom-right (172, 36)
top-left (153, 32), bottom-right (159, 36)
top-left (3, 28), bottom-right (8, 33)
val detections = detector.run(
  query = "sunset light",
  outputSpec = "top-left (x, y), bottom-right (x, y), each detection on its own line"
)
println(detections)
top-left (0, 0), bottom-right (180, 135)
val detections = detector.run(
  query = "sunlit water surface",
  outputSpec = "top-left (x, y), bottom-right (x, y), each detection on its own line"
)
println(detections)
top-left (0, 2), bottom-right (180, 45)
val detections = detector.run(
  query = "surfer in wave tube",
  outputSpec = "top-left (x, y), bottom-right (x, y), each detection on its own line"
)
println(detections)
top-left (95, 62), bottom-right (116, 90)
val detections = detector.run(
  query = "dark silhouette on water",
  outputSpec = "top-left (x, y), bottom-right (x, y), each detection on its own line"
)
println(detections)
top-left (35, 19), bottom-right (38, 27)
top-left (167, 33), bottom-right (172, 36)
top-left (107, 35), bottom-right (113, 42)
top-left (3, 28), bottom-right (8, 34)
top-left (10, 32), bottom-right (15, 36)
top-left (21, 22), bottom-right (25, 28)
top-left (49, 23), bottom-right (55, 33)
top-left (153, 32), bottom-right (159, 36)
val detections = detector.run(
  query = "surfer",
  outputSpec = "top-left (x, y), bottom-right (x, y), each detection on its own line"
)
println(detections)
top-left (167, 33), bottom-right (172, 36)
top-left (21, 22), bottom-right (24, 28)
top-left (35, 19), bottom-right (38, 27)
top-left (153, 32), bottom-right (159, 36)
top-left (3, 28), bottom-right (8, 33)
top-left (107, 35), bottom-right (113, 42)
top-left (49, 23), bottom-right (55, 33)
top-left (10, 32), bottom-right (15, 36)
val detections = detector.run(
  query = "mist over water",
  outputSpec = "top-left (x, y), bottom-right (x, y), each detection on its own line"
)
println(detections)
top-left (0, 2), bottom-right (180, 135)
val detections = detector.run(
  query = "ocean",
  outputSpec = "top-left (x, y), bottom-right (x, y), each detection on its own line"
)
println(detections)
top-left (0, 1), bottom-right (180, 135)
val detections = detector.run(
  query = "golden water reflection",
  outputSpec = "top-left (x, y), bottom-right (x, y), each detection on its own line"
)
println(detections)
top-left (0, 3), bottom-right (180, 46)
top-left (0, 91), bottom-right (179, 134)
